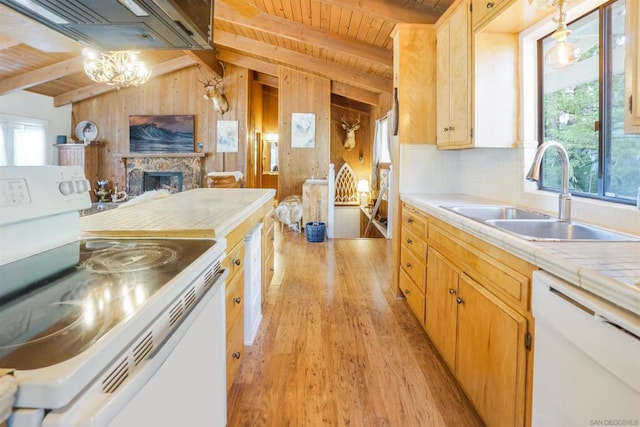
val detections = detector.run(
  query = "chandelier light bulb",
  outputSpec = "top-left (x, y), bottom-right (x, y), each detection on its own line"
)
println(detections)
top-left (82, 50), bottom-right (151, 89)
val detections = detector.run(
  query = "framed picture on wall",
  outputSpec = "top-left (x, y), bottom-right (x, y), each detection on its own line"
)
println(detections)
top-left (291, 113), bottom-right (315, 148)
top-left (217, 120), bottom-right (239, 153)
top-left (129, 115), bottom-right (194, 153)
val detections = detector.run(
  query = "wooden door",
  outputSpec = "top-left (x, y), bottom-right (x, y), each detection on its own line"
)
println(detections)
top-left (425, 248), bottom-right (458, 371)
top-left (455, 274), bottom-right (527, 427)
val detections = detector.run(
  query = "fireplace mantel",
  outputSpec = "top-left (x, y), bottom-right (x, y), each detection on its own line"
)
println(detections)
top-left (116, 152), bottom-right (206, 159)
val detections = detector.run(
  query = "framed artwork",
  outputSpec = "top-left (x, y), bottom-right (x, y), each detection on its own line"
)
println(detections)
top-left (291, 113), bottom-right (315, 148)
top-left (129, 115), bottom-right (194, 153)
top-left (217, 120), bottom-right (239, 153)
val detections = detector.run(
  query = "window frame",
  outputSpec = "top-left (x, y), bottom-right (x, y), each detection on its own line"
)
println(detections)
top-left (536, 0), bottom-right (636, 206)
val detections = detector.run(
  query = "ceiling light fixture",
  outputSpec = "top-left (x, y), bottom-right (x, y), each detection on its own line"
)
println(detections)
top-left (82, 49), bottom-right (151, 89)
top-left (531, 0), bottom-right (580, 69)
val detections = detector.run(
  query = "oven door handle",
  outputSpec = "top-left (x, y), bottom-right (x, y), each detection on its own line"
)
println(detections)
top-left (42, 269), bottom-right (228, 427)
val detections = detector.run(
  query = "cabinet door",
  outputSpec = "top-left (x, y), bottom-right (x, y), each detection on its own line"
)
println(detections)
top-left (625, 0), bottom-right (640, 133)
top-left (436, 21), bottom-right (451, 145)
top-left (425, 248), bottom-right (458, 371)
top-left (455, 274), bottom-right (527, 427)
top-left (448, 1), bottom-right (470, 145)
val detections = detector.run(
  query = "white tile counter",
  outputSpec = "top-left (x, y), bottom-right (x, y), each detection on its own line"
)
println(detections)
top-left (401, 193), bottom-right (640, 316)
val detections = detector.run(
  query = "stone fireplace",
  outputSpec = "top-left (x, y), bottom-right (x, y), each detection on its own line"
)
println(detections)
top-left (120, 153), bottom-right (205, 197)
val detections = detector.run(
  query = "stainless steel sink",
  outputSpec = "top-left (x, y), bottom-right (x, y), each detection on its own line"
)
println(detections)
top-left (442, 205), bottom-right (551, 221)
top-left (485, 219), bottom-right (639, 242)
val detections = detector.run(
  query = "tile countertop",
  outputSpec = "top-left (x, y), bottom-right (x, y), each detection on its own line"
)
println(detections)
top-left (80, 188), bottom-right (276, 239)
top-left (401, 194), bottom-right (640, 316)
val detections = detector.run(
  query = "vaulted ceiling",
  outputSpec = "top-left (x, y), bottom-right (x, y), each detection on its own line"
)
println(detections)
top-left (0, 0), bottom-right (454, 107)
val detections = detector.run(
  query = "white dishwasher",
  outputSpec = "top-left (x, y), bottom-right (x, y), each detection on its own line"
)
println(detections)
top-left (532, 271), bottom-right (640, 426)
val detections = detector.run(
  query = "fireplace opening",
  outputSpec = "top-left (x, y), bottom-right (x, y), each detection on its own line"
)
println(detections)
top-left (143, 172), bottom-right (183, 193)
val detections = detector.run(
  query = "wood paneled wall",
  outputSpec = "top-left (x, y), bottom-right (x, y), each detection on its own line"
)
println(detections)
top-left (277, 66), bottom-right (331, 201)
top-left (71, 64), bottom-right (249, 190)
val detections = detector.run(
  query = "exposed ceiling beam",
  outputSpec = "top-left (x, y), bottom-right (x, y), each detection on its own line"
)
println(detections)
top-left (217, 49), bottom-right (279, 76)
top-left (53, 56), bottom-right (194, 107)
top-left (254, 72), bottom-right (279, 88)
top-left (331, 81), bottom-right (379, 106)
top-left (213, 31), bottom-right (392, 94)
top-left (218, 48), bottom-right (381, 105)
top-left (214, 2), bottom-right (392, 69)
top-left (319, 0), bottom-right (443, 24)
top-left (0, 56), bottom-right (83, 95)
top-left (182, 49), bottom-right (224, 78)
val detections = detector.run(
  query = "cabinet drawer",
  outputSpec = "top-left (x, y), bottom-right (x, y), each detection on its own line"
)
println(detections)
top-left (402, 204), bottom-right (428, 236)
top-left (401, 226), bottom-right (427, 260)
top-left (226, 270), bottom-right (244, 332)
top-left (262, 223), bottom-right (275, 257)
top-left (263, 248), bottom-right (274, 289)
top-left (400, 244), bottom-right (427, 293)
top-left (429, 222), bottom-right (530, 311)
top-left (399, 268), bottom-right (425, 324)
top-left (226, 315), bottom-right (244, 393)
top-left (264, 207), bottom-right (276, 231)
top-left (224, 241), bottom-right (245, 283)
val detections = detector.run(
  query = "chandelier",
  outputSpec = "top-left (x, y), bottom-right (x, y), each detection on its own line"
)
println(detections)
top-left (82, 49), bottom-right (151, 89)
top-left (530, 0), bottom-right (580, 69)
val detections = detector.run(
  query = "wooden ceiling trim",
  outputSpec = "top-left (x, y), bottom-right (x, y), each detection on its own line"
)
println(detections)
top-left (0, 56), bottom-right (83, 95)
top-left (214, 2), bottom-right (392, 69)
top-left (319, 0), bottom-right (443, 23)
top-left (53, 56), bottom-right (194, 107)
top-left (213, 30), bottom-right (392, 93)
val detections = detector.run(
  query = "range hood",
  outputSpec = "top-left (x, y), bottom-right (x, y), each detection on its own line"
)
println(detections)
top-left (0, 0), bottom-right (213, 50)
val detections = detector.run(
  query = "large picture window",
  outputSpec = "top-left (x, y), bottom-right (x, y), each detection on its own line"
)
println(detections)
top-left (538, 0), bottom-right (639, 204)
top-left (0, 116), bottom-right (47, 166)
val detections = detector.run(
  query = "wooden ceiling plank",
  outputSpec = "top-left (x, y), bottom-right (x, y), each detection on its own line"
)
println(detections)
top-left (0, 56), bottom-right (83, 95)
top-left (320, 0), bottom-right (442, 23)
top-left (53, 56), bottom-right (194, 107)
top-left (214, 30), bottom-right (392, 93)
top-left (214, 2), bottom-right (391, 68)
top-left (182, 49), bottom-right (224, 78)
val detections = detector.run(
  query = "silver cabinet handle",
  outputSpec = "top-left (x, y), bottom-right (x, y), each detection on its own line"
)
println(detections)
top-left (233, 297), bottom-right (241, 304)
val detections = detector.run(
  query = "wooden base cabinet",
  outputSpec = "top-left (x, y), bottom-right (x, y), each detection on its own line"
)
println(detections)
top-left (625, 0), bottom-right (640, 133)
top-left (426, 246), bottom-right (528, 427)
top-left (224, 241), bottom-right (245, 393)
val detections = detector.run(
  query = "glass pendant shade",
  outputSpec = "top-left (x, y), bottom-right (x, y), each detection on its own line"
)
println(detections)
top-left (545, 39), bottom-right (580, 69)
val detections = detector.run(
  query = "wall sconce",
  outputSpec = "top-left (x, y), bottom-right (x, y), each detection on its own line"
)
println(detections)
top-left (356, 179), bottom-right (370, 207)
top-left (531, 0), bottom-right (580, 69)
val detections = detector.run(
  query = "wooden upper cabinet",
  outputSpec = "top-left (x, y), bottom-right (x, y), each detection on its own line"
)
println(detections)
top-left (471, 0), bottom-right (511, 31)
top-left (436, 0), bottom-right (471, 149)
top-left (625, 0), bottom-right (640, 133)
top-left (392, 24), bottom-right (437, 144)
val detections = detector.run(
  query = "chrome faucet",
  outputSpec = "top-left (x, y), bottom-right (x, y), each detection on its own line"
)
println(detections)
top-left (526, 141), bottom-right (572, 222)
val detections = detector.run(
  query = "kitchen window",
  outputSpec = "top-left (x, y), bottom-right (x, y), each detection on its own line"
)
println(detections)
top-left (537, 0), bottom-right (639, 205)
top-left (0, 115), bottom-right (47, 166)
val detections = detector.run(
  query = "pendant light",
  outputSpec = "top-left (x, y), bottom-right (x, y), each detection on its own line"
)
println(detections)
top-left (530, 0), bottom-right (581, 69)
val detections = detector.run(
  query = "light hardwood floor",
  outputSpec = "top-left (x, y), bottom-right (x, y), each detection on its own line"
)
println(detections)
top-left (227, 231), bottom-right (484, 426)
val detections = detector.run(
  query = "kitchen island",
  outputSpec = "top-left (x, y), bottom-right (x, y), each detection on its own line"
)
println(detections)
top-left (80, 187), bottom-right (276, 395)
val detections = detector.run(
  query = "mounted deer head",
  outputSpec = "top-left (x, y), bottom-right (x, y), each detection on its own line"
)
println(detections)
top-left (341, 116), bottom-right (360, 151)
top-left (199, 64), bottom-right (230, 115)
top-left (204, 81), bottom-right (229, 114)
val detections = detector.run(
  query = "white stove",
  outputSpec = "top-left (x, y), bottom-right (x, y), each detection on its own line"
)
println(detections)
top-left (0, 166), bottom-right (227, 427)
